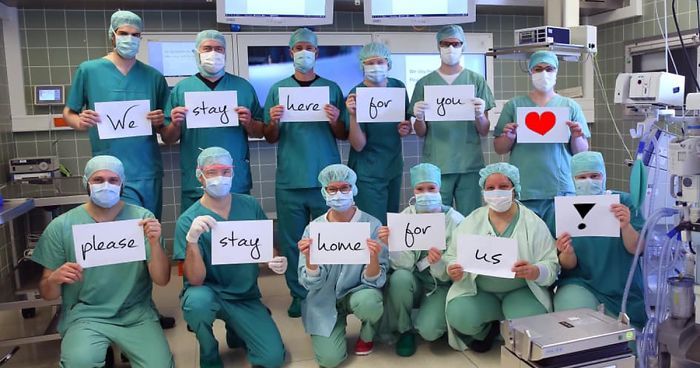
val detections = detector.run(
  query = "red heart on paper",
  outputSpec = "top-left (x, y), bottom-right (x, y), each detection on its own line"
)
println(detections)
top-left (525, 111), bottom-right (556, 136)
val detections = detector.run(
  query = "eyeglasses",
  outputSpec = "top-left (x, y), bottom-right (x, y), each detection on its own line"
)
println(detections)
top-left (325, 185), bottom-right (352, 195)
top-left (439, 41), bottom-right (463, 48)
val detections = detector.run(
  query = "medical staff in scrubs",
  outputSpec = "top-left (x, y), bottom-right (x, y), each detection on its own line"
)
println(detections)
top-left (32, 156), bottom-right (173, 368)
top-left (162, 30), bottom-right (265, 211)
top-left (264, 28), bottom-right (347, 318)
top-left (297, 164), bottom-right (388, 366)
top-left (174, 147), bottom-right (286, 368)
top-left (554, 151), bottom-right (647, 327)
top-left (377, 163), bottom-right (464, 357)
top-left (345, 42), bottom-right (412, 225)
top-left (62, 10), bottom-right (169, 220)
top-left (494, 50), bottom-right (590, 235)
top-left (409, 24), bottom-right (496, 217)
top-left (444, 163), bottom-right (558, 353)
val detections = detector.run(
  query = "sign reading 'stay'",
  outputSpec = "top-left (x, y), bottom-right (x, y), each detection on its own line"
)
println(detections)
top-left (516, 107), bottom-right (570, 143)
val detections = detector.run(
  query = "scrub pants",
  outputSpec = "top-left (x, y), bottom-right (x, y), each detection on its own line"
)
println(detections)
top-left (276, 187), bottom-right (328, 300)
top-left (354, 174), bottom-right (401, 225)
top-left (446, 288), bottom-right (547, 341)
top-left (60, 318), bottom-right (173, 368)
top-left (521, 199), bottom-right (555, 237)
top-left (554, 284), bottom-right (603, 313)
top-left (387, 269), bottom-right (448, 341)
top-left (181, 286), bottom-right (285, 368)
top-left (440, 173), bottom-right (482, 217)
top-left (311, 288), bottom-right (383, 368)
top-left (122, 177), bottom-right (163, 220)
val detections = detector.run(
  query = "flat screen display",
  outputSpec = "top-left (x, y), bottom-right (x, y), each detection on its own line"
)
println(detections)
top-left (147, 41), bottom-right (198, 77)
top-left (225, 0), bottom-right (326, 18)
top-left (371, 0), bottom-right (469, 18)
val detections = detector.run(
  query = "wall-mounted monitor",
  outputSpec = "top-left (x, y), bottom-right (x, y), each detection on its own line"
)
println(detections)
top-left (364, 0), bottom-right (475, 26)
top-left (217, 0), bottom-right (333, 26)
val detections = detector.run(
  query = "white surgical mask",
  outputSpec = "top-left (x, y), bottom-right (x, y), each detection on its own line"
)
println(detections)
top-left (439, 46), bottom-right (462, 66)
top-left (483, 189), bottom-right (514, 213)
top-left (414, 192), bottom-right (442, 213)
top-left (293, 50), bottom-right (316, 73)
top-left (531, 71), bottom-right (557, 92)
top-left (198, 50), bottom-right (225, 78)
top-left (90, 182), bottom-right (121, 208)
top-left (575, 178), bottom-right (605, 196)
top-left (326, 191), bottom-right (353, 212)
top-left (204, 176), bottom-right (232, 198)
top-left (363, 64), bottom-right (388, 83)
top-left (114, 34), bottom-right (140, 59)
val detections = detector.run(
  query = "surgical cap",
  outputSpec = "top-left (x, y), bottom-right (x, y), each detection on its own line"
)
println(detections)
top-left (359, 42), bottom-right (392, 69)
top-left (83, 155), bottom-right (125, 188)
top-left (195, 29), bottom-right (226, 50)
top-left (196, 147), bottom-right (233, 179)
top-left (109, 10), bottom-right (142, 40)
top-left (571, 151), bottom-right (606, 178)
top-left (318, 164), bottom-right (358, 196)
top-left (478, 162), bottom-right (522, 196)
top-left (436, 25), bottom-right (465, 44)
top-left (410, 163), bottom-right (441, 188)
top-left (528, 50), bottom-right (559, 71)
top-left (289, 28), bottom-right (318, 48)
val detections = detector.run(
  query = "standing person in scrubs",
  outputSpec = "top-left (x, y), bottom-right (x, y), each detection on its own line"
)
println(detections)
top-left (345, 42), bottom-right (412, 225)
top-left (32, 156), bottom-right (173, 368)
top-left (443, 163), bottom-right (558, 353)
top-left (263, 27), bottom-right (347, 318)
top-left (62, 10), bottom-right (169, 220)
top-left (554, 151), bottom-right (647, 328)
top-left (493, 50), bottom-right (590, 235)
top-left (174, 147), bottom-right (287, 368)
top-left (297, 164), bottom-right (388, 366)
top-left (410, 24), bottom-right (496, 217)
top-left (162, 30), bottom-right (265, 211)
top-left (377, 163), bottom-right (464, 357)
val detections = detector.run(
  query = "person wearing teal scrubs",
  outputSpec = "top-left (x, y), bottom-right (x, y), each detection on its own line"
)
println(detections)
top-left (174, 147), bottom-right (286, 368)
top-left (554, 151), bottom-right (647, 328)
top-left (263, 28), bottom-right (347, 318)
top-left (162, 30), bottom-right (265, 212)
top-left (32, 156), bottom-right (173, 368)
top-left (297, 164), bottom-right (388, 367)
top-left (444, 163), bottom-right (558, 353)
top-left (409, 25), bottom-right (496, 217)
top-left (345, 42), bottom-right (412, 225)
top-left (494, 51), bottom-right (590, 235)
top-left (62, 10), bottom-right (169, 220)
top-left (377, 163), bottom-right (464, 357)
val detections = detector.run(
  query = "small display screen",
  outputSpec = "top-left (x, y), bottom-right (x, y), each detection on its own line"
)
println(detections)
top-left (35, 86), bottom-right (64, 105)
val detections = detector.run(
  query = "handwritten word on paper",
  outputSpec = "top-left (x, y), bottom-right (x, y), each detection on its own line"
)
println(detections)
top-left (185, 91), bottom-right (239, 128)
top-left (424, 85), bottom-right (475, 121)
top-left (72, 219), bottom-right (145, 268)
top-left (387, 213), bottom-right (446, 252)
top-left (279, 86), bottom-right (329, 122)
top-left (309, 222), bottom-right (370, 265)
top-left (356, 87), bottom-right (406, 123)
top-left (457, 235), bottom-right (517, 278)
top-left (95, 100), bottom-right (152, 139)
top-left (555, 194), bottom-right (620, 238)
top-left (516, 107), bottom-right (571, 143)
top-left (210, 220), bottom-right (273, 265)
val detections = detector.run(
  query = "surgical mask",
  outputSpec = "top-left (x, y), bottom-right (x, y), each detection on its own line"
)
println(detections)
top-left (293, 50), bottom-right (315, 73)
top-left (325, 191), bottom-right (354, 212)
top-left (414, 192), bottom-right (442, 213)
top-left (90, 182), bottom-right (121, 208)
top-left (363, 64), bottom-right (388, 83)
top-left (483, 189), bottom-right (514, 213)
top-left (439, 46), bottom-right (462, 66)
top-left (114, 34), bottom-right (140, 59)
top-left (575, 178), bottom-right (605, 196)
top-left (198, 51), bottom-right (225, 78)
top-left (531, 71), bottom-right (557, 92)
top-left (204, 176), bottom-right (232, 198)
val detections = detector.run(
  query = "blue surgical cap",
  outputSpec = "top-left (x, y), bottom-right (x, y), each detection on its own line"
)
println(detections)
top-left (436, 25), bottom-right (465, 44)
top-left (289, 28), bottom-right (318, 48)
top-left (528, 50), bottom-right (559, 71)
top-left (478, 162), bottom-right (522, 196)
top-left (196, 147), bottom-right (233, 179)
top-left (109, 10), bottom-right (142, 40)
top-left (318, 164), bottom-right (358, 197)
top-left (410, 163), bottom-right (441, 188)
top-left (359, 42), bottom-right (392, 70)
top-left (83, 155), bottom-right (125, 188)
top-left (571, 151), bottom-right (606, 179)
top-left (196, 29), bottom-right (226, 50)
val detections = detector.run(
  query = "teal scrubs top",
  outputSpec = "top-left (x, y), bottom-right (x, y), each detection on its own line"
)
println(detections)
top-left (263, 76), bottom-right (346, 189)
top-left (173, 193), bottom-right (266, 301)
top-left (345, 78), bottom-right (410, 180)
top-left (409, 69), bottom-right (496, 174)
top-left (165, 73), bottom-right (264, 195)
top-left (494, 95), bottom-right (591, 201)
top-left (66, 58), bottom-right (169, 181)
top-left (32, 203), bottom-right (159, 334)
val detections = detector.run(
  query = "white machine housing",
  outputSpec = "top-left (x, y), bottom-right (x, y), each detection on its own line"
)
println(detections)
top-left (614, 72), bottom-right (685, 107)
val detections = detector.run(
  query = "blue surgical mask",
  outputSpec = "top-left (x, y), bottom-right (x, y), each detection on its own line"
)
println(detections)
top-left (414, 192), bottom-right (442, 213)
top-left (293, 50), bottom-right (315, 73)
top-left (90, 182), bottom-right (121, 208)
top-left (204, 176), bottom-right (232, 198)
top-left (575, 178), bottom-right (605, 196)
top-left (326, 191), bottom-right (353, 212)
top-left (364, 64), bottom-right (388, 83)
top-left (483, 189), bottom-right (514, 213)
top-left (114, 34), bottom-right (140, 59)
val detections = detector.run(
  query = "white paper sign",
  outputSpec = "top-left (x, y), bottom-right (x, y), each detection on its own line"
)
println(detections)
top-left (72, 219), bottom-right (146, 268)
top-left (457, 235), bottom-right (517, 278)
top-left (387, 213), bottom-right (446, 252)
top-left (516, 107), bottom-right (571, 143)
top-left (210, 220), bottom-right (273, 265)
top-left (356, 87), bottom-right (406, 123)
top-left (555, 194), bottom-right (621, 238)
top-left (424, 85), bottom-right (475, 121)
top-left (95, 100), bottom-right (152, 139)
top-left (279, 86), bottom-right (329, 122)
top-left (184, 91), bottom-right (239, 128)
top-left (309, 222), bottom-right (370, 265)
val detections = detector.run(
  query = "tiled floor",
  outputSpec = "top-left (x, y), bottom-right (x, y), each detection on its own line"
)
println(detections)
top-left (0, 267), bottom-right (501, 367)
